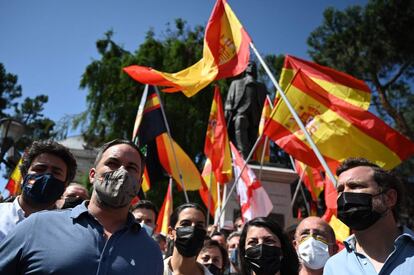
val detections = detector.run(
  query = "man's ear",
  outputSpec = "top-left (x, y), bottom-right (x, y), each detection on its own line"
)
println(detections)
top-left (384, 188), bottom-right (398, 209)
top-left (89, 168), bottom-right (96, 184)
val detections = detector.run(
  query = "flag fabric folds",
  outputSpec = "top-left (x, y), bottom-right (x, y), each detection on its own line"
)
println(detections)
top-left (294, 160), bottom-right (324, 202)
top-left (230, 142), bottom-right (273, 221)
top-left (135, 85), bottom-right (203, 191)
top-left (135, 86), bottom-right (166, 146)
top-left (199, 158), bottom-right (219, 216)
top-left (279, 55), bottom-right (372, 110)
top-left (204, 86), bottom-right (232, 184)
top-left (123, 0), bottom-right (251, 97)
top-left (156, 180), bottom-right (173, 236)
top-left (264, 70), bottom-right (414, 170)
top-left (156, 133), bottom-right (204, 191)
top-left (5, 158), bottom-right (23, 196)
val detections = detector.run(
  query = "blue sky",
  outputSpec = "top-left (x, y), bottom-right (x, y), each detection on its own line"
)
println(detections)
top-left (0, 0), bottom-right (366, 190)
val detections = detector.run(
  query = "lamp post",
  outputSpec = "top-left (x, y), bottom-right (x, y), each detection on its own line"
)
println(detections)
top-left (0, 118), bottom-right (25, 168)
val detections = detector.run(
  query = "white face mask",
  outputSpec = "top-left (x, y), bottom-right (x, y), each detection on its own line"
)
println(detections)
top-left (139, 221), bottom-right (154, 236)
top-left (297, 237), bottom-right (330, 270)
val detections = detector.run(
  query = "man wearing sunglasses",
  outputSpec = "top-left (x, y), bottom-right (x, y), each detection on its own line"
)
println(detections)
top-left (293, 216), bottom-right (338, 275)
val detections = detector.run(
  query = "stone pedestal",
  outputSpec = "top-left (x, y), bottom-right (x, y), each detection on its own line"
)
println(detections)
top-left (221, 164), bottom-right (298, 230)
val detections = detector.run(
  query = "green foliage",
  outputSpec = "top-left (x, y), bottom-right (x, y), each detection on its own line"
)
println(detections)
top-left (0, 63), bottom-right (57, 173)
top-left (307, 0), bottom-right (414, 139)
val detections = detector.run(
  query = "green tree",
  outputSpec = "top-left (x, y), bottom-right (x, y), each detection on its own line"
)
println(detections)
top-left (307, 0), bottom-right (414, 139)
top-left (0, 63), bottom-right (57, 170)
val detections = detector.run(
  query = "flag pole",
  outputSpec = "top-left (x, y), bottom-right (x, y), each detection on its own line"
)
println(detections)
top-left (249, 42), bottom-right (337, 187)
top-left (154, 86), bottom-right (190, 203)
top-left (290, 168), bottom-right (306, 211)
top-left (288, 156), bottom-right (310, 215)
top-left (132, 85), bottom-right (149, 143)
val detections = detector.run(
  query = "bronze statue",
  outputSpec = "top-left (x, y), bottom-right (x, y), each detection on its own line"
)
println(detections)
top-left (225, 61), bottom-right (267, 159)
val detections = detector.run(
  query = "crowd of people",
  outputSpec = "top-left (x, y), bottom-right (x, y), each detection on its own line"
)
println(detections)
top-left (0, 138), bottom-right (413, 274)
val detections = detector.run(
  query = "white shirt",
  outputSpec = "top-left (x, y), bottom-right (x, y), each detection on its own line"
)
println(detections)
top-left (0, 196), bottom-right (26, 243)
top-left (163, 256), bottom-right (213, 275)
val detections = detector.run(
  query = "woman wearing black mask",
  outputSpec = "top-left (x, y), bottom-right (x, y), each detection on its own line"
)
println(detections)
top-left (197, 239), bottom-right (228, 275)
top-left (239, 217), bottom-right (299, 275)
top-left (164, 203), bottom-right (212, 275)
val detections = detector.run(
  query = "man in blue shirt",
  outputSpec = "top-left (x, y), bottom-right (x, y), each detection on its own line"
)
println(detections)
top-left (0, 139), bottom-right (163, 275)
top-left (324, 157), bottom-right (414, 275)
top-left (0, 139), bottom-right (77, 242)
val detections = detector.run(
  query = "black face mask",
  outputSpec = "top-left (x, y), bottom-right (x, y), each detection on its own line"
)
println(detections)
top-left (22, 173), bottom-right (65, 204)
top-left (244, 244), bottom-right (282, 275)
top-left (204, 263), bottom-right (222, 275)
top-left (337, 192), bottom-right (384, 231)
top-left (174, 226), bottom-right (206, 257)
top-left (61, 196), bottom-right (85, 209)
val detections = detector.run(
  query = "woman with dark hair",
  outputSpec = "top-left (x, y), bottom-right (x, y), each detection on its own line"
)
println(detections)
top-left (164, 203), bottom-right (212, 275)
top-left (197, 239), bottom-right (228, 275)
top-left (239, 217), bottom-right (299, 275)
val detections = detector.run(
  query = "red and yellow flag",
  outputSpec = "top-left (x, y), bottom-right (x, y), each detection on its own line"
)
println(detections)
top-left (141, 167), bottom-right (150, 193)
top-left (199, 158), bottom-right (219, 216)
top-left (156, 133), bottom-right (204, 190)
top-left (253, 96), bottom-right (272, 162)
top-left (5, 158), bottom-right (23, 196)
top-left (123, 0), bottom-right (251, 97)
top-left (156, 181), bottom-right (173, 236)
top-left (294, 160), bottom-right (324, 202)
top-left (204, 86), bottom-right (232, 184)
top-left (264, 70), bottom-right (414, 170)
top-left (279, 55), bottom-right (371, 110)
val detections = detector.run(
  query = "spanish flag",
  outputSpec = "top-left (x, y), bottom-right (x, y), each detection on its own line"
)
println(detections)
top-left (5, 158), bottom-right (23, 196)
top-left (199, 158), bottom-right (219, 216)
top-left (204, 86), bottom-right (232, 184)
top-left (264, 70), bottom-right (414, 170)
top-left (156, 180), bottom-right (173, 236)
top-left (279, 55), bottom-right (371, 110)
top-left (123, 0), bottom-right (251, 97)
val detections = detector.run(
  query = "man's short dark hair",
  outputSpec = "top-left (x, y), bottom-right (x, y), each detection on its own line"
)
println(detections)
top-left (131, 200), bottom-right (158, 220)
top-left (20, 140), bottom-right (77, 183)
top-left (336, 157), bottom-right (405, 220)
top-left (94, 139), bottom-right (145, 176)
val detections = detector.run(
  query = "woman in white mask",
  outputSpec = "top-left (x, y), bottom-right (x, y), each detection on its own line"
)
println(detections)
top-left (293, 217), bottom-right (338, 275)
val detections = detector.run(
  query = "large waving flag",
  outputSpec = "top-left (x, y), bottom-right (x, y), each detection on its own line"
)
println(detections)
top-left (204, 86), bottom-right (232, 184)
top-left (279, 55), bottom-right (371, 110)
top-left (5, 158), bottom-right (23, 196)
top-left (155, 180), bottom-right (173, 236)
top-left (231, 142), bottom-right (273, 221)
top-left (124, 0), bottom-right (251, 97)
top-left (264, 70), bottom-right (414, 170)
